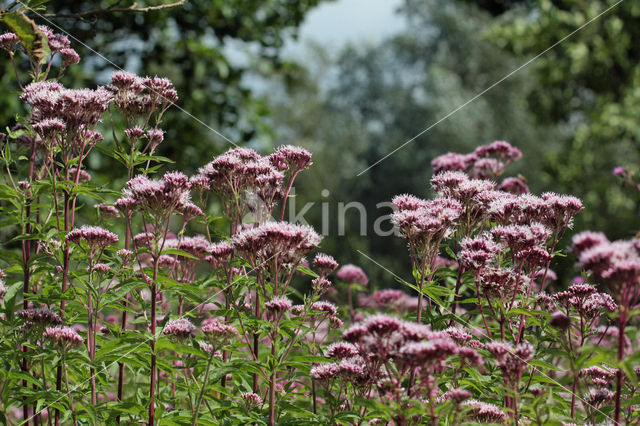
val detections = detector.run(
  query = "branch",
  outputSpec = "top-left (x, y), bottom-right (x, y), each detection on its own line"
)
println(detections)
top-left (44, 0), bottom-right (185, 19)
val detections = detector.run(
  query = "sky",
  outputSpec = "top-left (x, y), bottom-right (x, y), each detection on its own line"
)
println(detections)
top-left (284, 0), bottom-right (406, 56)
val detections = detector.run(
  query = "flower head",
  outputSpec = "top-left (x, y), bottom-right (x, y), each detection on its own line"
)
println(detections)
top-left (201, 318), bottom-right (237, 343)
top-left (162, 318), bottom-right (196, 340)
top-left (459, 235), bottom-right (500, 270)
top-left (0, 33), bottom-right (19, 52)
top-left (431, 152), bottom-right (475, 174)
top-left (461, 400), bottom-right (506, 423)
top-left (206, 241), bottom-right (234, 269)
top-left (310, 363), bottom-right (340, 381)
top-left (123, 172), bottom-right (190, 217)
top-left (268, 145), bottom-right (312, 172)
top-left (19, 308), bottom-right (63, 327)
top-left (43, 326), bottom-right (84, 350)
top-left (60, 48), bottom-right (80, 66)
top-left (498, 177), bottom-right (529, 194)
top-left (240, 392), bottom-right (263, 409)
top-left (399, 338), bottom-right (458, 366)
top-left (311, 277), bottom-right (333, 294)
top-left (441, 388), bottom-right (472, 403)
top-left (265, 297), bottom-right (293, 314)
top-left (232, 222), bottom-right (321, 269)
top-left (336, 264), bottom-right (368, 286)
top-left (326, 342), bottom-right (359, 360)
top-left (313, 253), bottom-right (339, 275)
top-left (67, 225), bottom-right (118, 249)
top-left (372, 289), bottom-right (405, 306)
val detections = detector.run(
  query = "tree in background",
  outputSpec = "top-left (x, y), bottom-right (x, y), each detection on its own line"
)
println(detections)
top-left (469, 0), bottom-right (640, 240)
top-left (264, 0), bottom-right (561, 286)
top-left (1, 0), bottom-right (331, 175)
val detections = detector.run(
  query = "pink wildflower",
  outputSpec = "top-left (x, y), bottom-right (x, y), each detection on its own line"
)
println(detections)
top-left (162, 318), bottom-right (196, 340)
top-left (336, 264), bottom-right (369, 286)
top-left (60, 48), bottom-right (80, 66)
top-left (441, 388), bottom-right (472, 403)
top-left (268, 145), bottom-right (312, 172)
top-left (391, 194), bottom-right (430, 211)
top-left (240, 392), bottom-right (263, 408)
top-left (66, 225), bottom-right (118, 249)
top-left (310, 363), bottom-right (340, 381)
top-left (313, 253), bottom-right (339, 275)
top-left (18, 308), bottom-right (63, 326)
top-left (572, 231), bottom-right (609, 255)
top-left (372, 289), bottom-right (405, 306)
top-left (265, 297), bottom-right (293, 313)
top-left (498, 177), bottom-right (530, 194)
top-left (462, 400), bottom-right (507, 423)
top-left (326, 342), bottom-right (359, 360)
top-left (311, 301), bottom-right (337, 316)
top-left (94, 203), bottom-right (120, 218)
top-left (201, 318), bottom-right (237, 340)
top-left (399, 339), bottom-right (458, 366)
top-left (459, 235), bottom-right (500, 270)
top-left (311, 277), bottom-right (333, 294)
top-left (0, 33), bottom-right (19, 51)
top-left (206, 241), bottom-right (234, 268)
top-left (43, 326), bottom-right (84, 349)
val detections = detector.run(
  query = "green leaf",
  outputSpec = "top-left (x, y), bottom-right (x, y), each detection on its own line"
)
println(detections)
top-left (3, 11), bottom-right (38, 53)
top-left (160, 248), bottom-right (199, 260)
top-left (619, 358), bottom-right (638, 384)
top-left (3, 11), bottom-right (49, 64)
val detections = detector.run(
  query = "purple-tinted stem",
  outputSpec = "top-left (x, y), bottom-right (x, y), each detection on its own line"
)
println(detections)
top-left (449, 265), bottom-right (466, 325)
top-left (22, 137), bottom-right (36, 424)
top-left (280, 169), bottom-right (301, 222)
top-left (614, 308), bottom-right (627, 425)
top-left (252, 291), bottom-right (261, 394)
top-left (149, 260), bottom-right (160, 425)
top-left (268, 325), bottom-right (278, 426)
top-left (116, 218), bottom-right (131, 424)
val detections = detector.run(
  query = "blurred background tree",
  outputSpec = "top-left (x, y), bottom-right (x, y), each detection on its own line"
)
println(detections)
top-left (467, 0), bottom-right (640, 240)
top-left (1, 0), bottom-right (332, 173)
top-left (262, 0), bottom-right (562, 285)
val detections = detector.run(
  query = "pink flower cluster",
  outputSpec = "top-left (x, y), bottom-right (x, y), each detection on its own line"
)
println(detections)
top-left (162, 318), bottom-right (196, 340)
top-left (201, 318), bottom-right (237, 345)
top-left (108, 71), bottom-right (178, 117)
top-left (485, 341), bottom-right (533, 386)
top-left (18, 308), bottom-right (63, 327)
top-left (240, 392), bottom-right (263, 409)
top-left (43, 326), bottom-right (85, 349)
top-left (67, 225), bottom-right (119, 249)
top-left (336, 264), bottom-right (368, 286)
top-left (22, 81), bottom-right (112, 136)
top-left (1, 27), bottom-right (80, 68)
top-left (196, 146), bottom-right (310, 216)
top-left (265, 297), bottom-right (293, 313)
top-left (431, 140), bottom-right (521, 179)
top-left (461, 400), bottom-right (507, 423)
top-left (313, 253), bottom-right (339, 276)
top-left (231, 221), bottom-right (321, 269)
top-left (330, 315), bottom-right (481, 394)
top-left (573, 232), bottom-right (640, 307)
top-left (554, 283), bottom-right (617, 322)
top-left (391, 196), bottom-right (462, 254)
top-left (120, 171), bottom-right (192, 218)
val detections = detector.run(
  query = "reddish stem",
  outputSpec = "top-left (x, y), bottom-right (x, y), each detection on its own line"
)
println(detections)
top-left (149, 260), bottom-right (160, 425)
top-left (614, 308), bottom-right (627, 425)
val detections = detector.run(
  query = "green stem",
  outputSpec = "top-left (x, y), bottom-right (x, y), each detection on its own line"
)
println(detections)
top-left (62, 356), bottom-right (78, 426)
top-left (40, 359), bottom-right (52, 426)
top-left (191, 352), bottom-right (214, 426)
